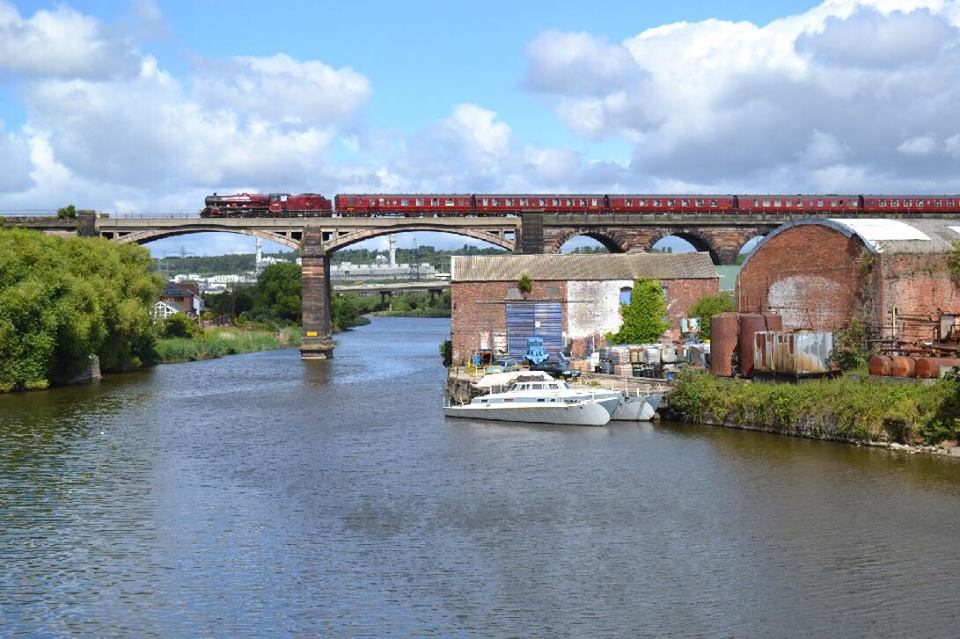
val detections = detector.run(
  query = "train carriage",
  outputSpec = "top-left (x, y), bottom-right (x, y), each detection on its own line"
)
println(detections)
top-left (862, 195), bottom-right (960, 214)
top-left (608, 195), bottom-right (736, 213)
top-left (734, 194), bottom-right (860, 214)
top-left (335, 194), bottom-right (473, 216)
top-left (473, 194), bottom-right (606, 215)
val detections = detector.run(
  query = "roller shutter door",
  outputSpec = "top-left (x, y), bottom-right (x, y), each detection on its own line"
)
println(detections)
top-left (506, 302), bottom-right (563, 358)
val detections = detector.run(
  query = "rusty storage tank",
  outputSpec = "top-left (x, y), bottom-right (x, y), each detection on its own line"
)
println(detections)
top-left (710, 312), bottom-right (739, 377)
top-left (738, 313), bottom-right (768, 378)
top-left (889, 355), bottom-right (916, 378)
top-left (868, 355), bottom-right (892, 376)
top-left (752, 331), bottom-right (837, 377)
top-left (915, 357), bottom-right (960, 379)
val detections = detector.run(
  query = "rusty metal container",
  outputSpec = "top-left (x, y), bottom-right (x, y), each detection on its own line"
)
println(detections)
top-left (739, 313), bottom-right (767, 378)
top-left (868, 355), bottom-right (892, 377)
top-left (752, 331), bottom-right (837, 377)
top-left (890, 356), bottom-right (916, 378)
top-left (710, 312), bottom-right (739, 377)
top-left (915, 357), bottom-right (960, 379)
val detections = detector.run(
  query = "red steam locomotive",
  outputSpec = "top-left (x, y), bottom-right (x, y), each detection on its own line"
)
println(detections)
top-left (201, 192), bottom-right (332, 217)
top-left (199, 192), bottom-right (960, 217)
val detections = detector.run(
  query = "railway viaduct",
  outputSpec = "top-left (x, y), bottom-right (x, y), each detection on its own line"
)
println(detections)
top-left (8, 208), bottom-right (955, 358)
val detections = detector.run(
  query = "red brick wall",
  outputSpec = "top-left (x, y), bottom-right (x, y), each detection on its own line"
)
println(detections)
top-left (451, 277), bottom-right (718, 362)
top-left (451, 280), bottom-right (566, 364)
top-left (736, 225), bottom-right (867, 331)
top-left (879, 254), bottom-right (960, 343)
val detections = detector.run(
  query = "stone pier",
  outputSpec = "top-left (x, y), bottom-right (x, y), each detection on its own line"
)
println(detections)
top-left (300, 229), bottom-right (335, 359)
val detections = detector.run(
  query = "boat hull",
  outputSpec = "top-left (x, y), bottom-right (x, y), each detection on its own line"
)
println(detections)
top-left (611, 394), bottom-right (663, 421)
top-left (444, 402), bottom-right (611, 426)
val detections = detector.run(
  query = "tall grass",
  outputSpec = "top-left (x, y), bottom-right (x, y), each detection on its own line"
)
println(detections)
top-left (669, 370), bottom-right (960, 444)
top-left (154, 326), bottom-right (302, 364)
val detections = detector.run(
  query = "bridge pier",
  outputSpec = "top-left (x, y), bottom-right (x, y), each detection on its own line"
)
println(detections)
top-left (300, 229), bottom-right (334, 359)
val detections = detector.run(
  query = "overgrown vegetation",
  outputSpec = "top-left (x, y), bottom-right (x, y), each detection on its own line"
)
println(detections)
top-left (669, 369), bottom-right (960, 444)
top-left (154, 326), bottom-right (301, 363)
top-left (56, 204), bottom-right (77, 220)
top-left (0, 228), bottom-right (162, 391)
top-left (608, 278), bottom-right (669, 344)
top-left (688, 292), bottom-right (735, 339)
top-left (517, 274), bottom-right (533, 295)
top-left (948, 240), bottom-right (960, 283)
top-left (832, 317), bottom-right (873, 371)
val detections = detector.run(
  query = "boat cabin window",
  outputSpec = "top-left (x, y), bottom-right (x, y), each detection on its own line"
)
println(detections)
top-left (548, 384), bottom-right (559, 389)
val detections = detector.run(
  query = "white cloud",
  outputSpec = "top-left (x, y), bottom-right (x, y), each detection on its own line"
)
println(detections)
top-left (0, 1), bottom-right (138, 78)
top-left (897, 135), bottom-right (938, 155)
top-left (524, 0), bottom-right (960, 190)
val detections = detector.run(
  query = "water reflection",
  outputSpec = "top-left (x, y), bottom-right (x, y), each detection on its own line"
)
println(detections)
top-left (1, 317), bottom-right (959, 637)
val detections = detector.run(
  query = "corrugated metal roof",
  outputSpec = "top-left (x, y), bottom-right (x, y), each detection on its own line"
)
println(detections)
top-left (452, 252), bottom-right (717, 282)
top-left (743, 219), bottom-right (960, 268)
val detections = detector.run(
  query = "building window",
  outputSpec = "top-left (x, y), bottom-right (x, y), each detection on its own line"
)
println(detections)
top-left (619, 287), bottom-right (632, 306)
top-left (546, 286), bottom-right (561, 297)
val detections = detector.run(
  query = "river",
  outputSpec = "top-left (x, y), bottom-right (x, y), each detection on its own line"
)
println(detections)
top-left (2, 317), bottom-right (960, 637)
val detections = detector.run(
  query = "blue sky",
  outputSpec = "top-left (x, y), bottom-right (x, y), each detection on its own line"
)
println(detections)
top-left (2, 0), bottom-right (960, 257)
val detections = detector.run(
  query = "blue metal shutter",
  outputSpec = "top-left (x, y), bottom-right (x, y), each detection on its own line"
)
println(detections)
top-left (506, 302), bottom-right (562, 358)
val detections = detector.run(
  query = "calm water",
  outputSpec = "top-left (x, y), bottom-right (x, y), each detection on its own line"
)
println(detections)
top-left (2, 317), bottom-right (960, 638)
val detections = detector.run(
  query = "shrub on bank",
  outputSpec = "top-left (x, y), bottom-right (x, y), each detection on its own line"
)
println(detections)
top-left (669, 369), bottom-right (960, 444)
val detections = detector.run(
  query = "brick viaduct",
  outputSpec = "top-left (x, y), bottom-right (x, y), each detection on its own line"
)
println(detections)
top-left (9, 208), bottom-right (953, 358)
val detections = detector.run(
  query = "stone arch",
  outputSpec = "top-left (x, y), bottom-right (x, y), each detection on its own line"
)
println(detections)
top-left (108, 226), bottom-right (301, 250)
top-left (647, 229), bottom-right (721, 264)
top-left (545, 228), bottom-right (626, 254)
top-left (323, 223), bottom-right (515, 253)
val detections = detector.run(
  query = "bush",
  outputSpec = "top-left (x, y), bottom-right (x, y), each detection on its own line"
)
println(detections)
top-left (517, 274), bottom-right (533, 295)
top-left (56, 204), bottom-right (77, 220)
top-left (161, 313), bottom-right (198, 338)
top-left (832, 317), bottom-right (872, 371)
top-left (688, 292), bottom-right (735, 339)
top-left (608, 278), bottom-right (669, 344)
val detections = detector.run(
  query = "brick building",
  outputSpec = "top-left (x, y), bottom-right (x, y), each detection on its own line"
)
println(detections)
top-left (450, 253), bottom-right (719, 364)
top-left (737, 219), bottom-right (960, 343)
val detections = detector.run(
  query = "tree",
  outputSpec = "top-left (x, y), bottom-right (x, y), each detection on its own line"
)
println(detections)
top-left (688, 292), bottom-right (735, 339)
top-left (608, 278), bottom-right (669, 344)
top-left (251, 262), bottom-right (302, 324)
top-left (56, 204), bottom-right (77, 219)
top-left (0, 228), bottom-right (163, 391)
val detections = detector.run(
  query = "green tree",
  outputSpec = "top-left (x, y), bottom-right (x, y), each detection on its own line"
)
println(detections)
top-left (56, 204), bottom-right (77, 219)
top-left (251, 262), bottom-right (302, 324)
top-left (0, 228), bottom-right (163, 391)
top-left (832, 317), bottom-right (873, 371)
top-left (608, 278), bottom-right (669, 344)
top-left (688, 292), bottom-right (735, 339)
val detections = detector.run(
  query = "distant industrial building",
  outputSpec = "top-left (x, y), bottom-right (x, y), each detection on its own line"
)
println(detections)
top-left (737, 218), bottom-right (960, 344)
top-left (450, 253), bottom-right (719, 364)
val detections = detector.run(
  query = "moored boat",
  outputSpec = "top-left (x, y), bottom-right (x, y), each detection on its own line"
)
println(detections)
top-left (444, 377), bottom-right (613, 426)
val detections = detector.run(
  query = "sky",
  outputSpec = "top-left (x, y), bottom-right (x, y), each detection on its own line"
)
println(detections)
top-left (3, 0), bottom-right (960, 256)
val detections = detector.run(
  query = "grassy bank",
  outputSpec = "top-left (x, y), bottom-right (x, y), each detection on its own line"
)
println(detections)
top-left (155, 327), bottom-right (302, 363)
top-left (668, 370), bottom-right (960, 445)
top-left (370, 309), bottom-right (450, 318)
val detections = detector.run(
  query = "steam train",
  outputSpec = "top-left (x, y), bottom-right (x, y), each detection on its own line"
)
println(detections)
top-left (199, 192), bottom-right (960, 218)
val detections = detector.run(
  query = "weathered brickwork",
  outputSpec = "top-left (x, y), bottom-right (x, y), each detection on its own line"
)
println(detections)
top-left (542, 225), bottom-right (771, 265)
top-left (451, 277), bottom-right (719, 363)
top-left (737, 225), bottom-right (866, 330)
top-left (737, 223), bottom-right (960, 344)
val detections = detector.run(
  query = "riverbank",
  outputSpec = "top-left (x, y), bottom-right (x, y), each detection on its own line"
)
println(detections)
top-left (369, 309), bottom-right (450, 318)
top-left (154, 326), bottom-right (302, 363)
top-left (667, 369), bottom-right (960, 452)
